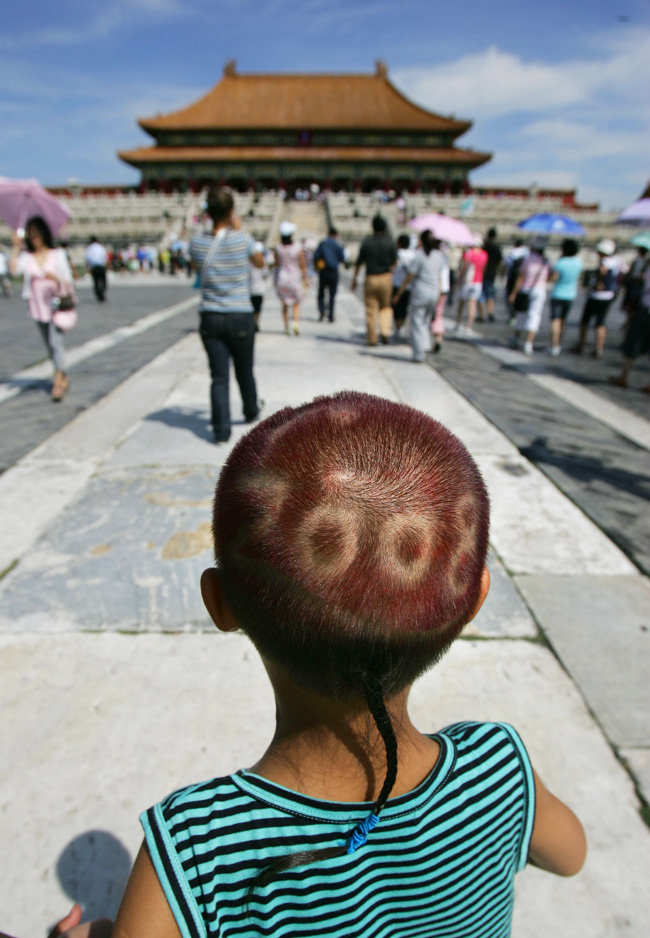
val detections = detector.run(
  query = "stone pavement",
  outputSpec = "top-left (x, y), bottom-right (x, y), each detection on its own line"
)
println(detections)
top-left (0, 285), bottom-right (649, 937)
top-left (0, 283), bottom-right (195, 472)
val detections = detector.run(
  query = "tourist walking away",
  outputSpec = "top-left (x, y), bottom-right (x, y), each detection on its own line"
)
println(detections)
top-left (394, 230), bottom-right (448, 361)
top-left (249, 240), bottom-right (269, 331)
top-left (609, 254), bottom-right (650, 392)
top-left (621, 244), bottom-right (648, 332)
top-left (508, 236), bottom-right (550, 355)
top-left (571, 239), bottom-right (624, 358)
top-left (505, 238), bottom-right (529, 318)
top-left (352, 214), bottom-right (397, 345)
top-left (455, 239), bottom-right (488, 334)
top-left (0, 246), bottom-right (12, 297)
top-left (431, 257), bottom-right (451, 353)
top-left (274, 221), bottom-right (308, 335)
top-left (313, 227), bottom-right (345, 322)
top-left (548, 239), bottom-right (583, 356)
top-left (444, 243), bottom-right (462, 306)
top-left (63, 390), bottom-right (584, 938)
top-left (392, 233), bottom-right (416, 336)
top-left (10, 217), bottom-right (75, 402)
top-left (189, 188), bottom-right (264, 443)
top-left (85, 235), bottom-right (108, 302)
top-left (477, 227), bottom-right (502, 322)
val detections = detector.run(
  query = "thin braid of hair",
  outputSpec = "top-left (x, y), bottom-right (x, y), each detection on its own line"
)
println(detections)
top-left (248, 675), bottom-right (398, 896)
top-left (362, 672), bottom-right (398, 815)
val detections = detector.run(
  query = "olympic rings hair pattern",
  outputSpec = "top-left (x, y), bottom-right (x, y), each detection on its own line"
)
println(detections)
top-left (213, 391), bottom-right (490, 881)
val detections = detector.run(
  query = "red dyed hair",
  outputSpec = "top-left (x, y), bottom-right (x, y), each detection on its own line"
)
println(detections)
top-left (214, 392), bottom-right (489, 697)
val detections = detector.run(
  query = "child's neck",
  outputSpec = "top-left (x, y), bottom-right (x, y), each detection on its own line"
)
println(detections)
top-left (250, 673), bottom-right (440, 804)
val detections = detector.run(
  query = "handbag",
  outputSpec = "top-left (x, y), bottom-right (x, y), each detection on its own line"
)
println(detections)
top-left (50, 290), bottom-right (78, 331)
top-left (513, 290), bottom-right (530, 312)
top-left (513, 259), bottom-right (548, 314)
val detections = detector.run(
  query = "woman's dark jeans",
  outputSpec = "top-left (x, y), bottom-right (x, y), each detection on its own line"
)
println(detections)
top-left (199, 311), bottom-right (258, 441)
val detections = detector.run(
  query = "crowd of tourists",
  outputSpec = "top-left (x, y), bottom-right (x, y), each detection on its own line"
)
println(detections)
top-left (4, 188), bottom-right (648, 412)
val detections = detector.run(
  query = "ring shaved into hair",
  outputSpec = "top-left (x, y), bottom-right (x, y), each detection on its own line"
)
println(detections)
top-left (214, 391), bottom-right (489, 698)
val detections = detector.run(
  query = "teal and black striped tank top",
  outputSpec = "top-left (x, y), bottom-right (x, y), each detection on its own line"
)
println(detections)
top-left (141, 721), bottom-right (535, 938)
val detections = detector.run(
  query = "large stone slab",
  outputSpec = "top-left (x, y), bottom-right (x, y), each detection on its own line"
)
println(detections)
top-left (466, 548), bottom-right (537, 639)
top-left (0, 468), bottom-right (217, 632)
top-left (481, 342), bottom-right (650, 452)
top-left (515, 574), bottom-right (650, 748)
top-left (620, 748), bottom-right (650, 806)
top-left (477, 453), bottom-right (638, 576)
top-left (1, 633), bottom-right (648, 937)
top-left (0, 334), bottom-right (202, 574)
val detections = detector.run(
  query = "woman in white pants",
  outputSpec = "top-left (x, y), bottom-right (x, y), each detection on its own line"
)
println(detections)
top-left (508, 236), bottom-right (550, 355)
top-left (394, 230), bottom-right (449, 362)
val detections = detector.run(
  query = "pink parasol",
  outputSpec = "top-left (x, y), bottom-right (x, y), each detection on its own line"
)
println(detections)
top-left (0, 176), bottom-right (71, 236)
top-left (616, 199), bottom-right (650, 226)
top-left (408, 212), bottom-right (477, 246)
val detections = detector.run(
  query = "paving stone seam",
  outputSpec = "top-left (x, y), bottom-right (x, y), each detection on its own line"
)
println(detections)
top-left (491, 537), bottom-right (650, 816)
top-left (0, 333), bottom-right (203, 576)
top-left (0, 295), bottom-right (198, 406)
top-left (472, 338), bottom-right (650, 452)
top-left (425, 345), bottom-right (649, 578)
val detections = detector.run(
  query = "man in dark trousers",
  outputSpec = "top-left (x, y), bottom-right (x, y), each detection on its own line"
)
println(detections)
top-left (314, 227), bottom-right (346, 322)
top-left (477, 227), bottom-right (502, 322)
top-left (85, 235), bottom-right (108, 302)
top-left (352, 215), bottom-right (397, 345)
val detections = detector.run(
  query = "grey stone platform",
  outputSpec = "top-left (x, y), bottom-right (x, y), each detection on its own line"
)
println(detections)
top-left (0, 285), bottom-right (648, 937)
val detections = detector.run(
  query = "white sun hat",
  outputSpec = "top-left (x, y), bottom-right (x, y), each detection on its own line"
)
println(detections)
top-left (279, 221), bottom-right (297, 237)
top-left (596, 238), bottom-right (616, 256)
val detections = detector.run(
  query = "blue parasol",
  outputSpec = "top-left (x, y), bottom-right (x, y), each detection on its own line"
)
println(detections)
top-left (517, 213), bottom-right (585, 235)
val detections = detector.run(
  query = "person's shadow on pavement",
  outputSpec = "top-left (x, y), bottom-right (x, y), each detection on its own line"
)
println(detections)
top-left (56, 830), bottom-right (131, 923)
top-left (145, 406), bottom-right (214, 442)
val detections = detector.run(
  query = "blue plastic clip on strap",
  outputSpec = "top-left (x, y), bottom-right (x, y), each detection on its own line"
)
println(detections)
top-left (345, 812), bottom-right (380, 854)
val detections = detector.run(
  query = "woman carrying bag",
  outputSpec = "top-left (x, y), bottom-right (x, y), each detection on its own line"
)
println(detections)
top-left (508, 236), bottom-right (550, 356)
top-left (10, 215), bottom-right (76, 402)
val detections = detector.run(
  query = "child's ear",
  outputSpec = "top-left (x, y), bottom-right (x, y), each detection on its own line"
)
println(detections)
top-left (201, 568), bottom-right (240, 633)
top-left (465, 565), bottom-right (491, 624)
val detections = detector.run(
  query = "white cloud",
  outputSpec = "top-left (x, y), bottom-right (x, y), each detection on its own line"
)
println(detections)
top-left (392, 29), bottom-right (650, 209)
top-left (517, 118), bottom-right (640, 162)
top-left (393, 30), bottom-right (650, 120)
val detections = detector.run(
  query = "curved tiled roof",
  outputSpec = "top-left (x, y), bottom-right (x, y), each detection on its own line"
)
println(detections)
top-left (118, 145), bottom-right (490, 167)
top-left (139, 67), bottom-right (471, 134)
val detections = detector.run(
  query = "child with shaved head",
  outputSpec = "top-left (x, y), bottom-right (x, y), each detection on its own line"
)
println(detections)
top-left (111, 391), bottom-right (585, 938)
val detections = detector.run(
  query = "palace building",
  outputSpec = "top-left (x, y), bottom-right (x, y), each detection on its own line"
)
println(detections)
top-left (118, 61), bottom-right (491, 195)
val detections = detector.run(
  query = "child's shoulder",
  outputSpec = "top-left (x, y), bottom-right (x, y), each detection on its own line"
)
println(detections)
top-left (437, 720), bottom-right (530, 763)
top-left (153, 772), bottom-right (244, 820)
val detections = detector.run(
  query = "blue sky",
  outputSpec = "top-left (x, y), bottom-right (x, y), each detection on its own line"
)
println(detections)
top-left (1, 0), bottom-right (648, 209)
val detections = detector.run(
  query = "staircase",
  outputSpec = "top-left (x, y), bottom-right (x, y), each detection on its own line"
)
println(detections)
top-left (268, 200), bottom-right (328, 245)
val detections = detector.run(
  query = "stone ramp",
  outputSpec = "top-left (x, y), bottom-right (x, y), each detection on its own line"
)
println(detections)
top-left (276, 198), bottom-right (328, 243)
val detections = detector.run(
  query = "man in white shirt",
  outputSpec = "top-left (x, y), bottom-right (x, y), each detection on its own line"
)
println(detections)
top-left (85, 235), bottom-right (108, 302)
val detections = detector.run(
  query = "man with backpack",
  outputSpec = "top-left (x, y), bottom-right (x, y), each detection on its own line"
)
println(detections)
top-left (571, 239), bottom-right (625, 358)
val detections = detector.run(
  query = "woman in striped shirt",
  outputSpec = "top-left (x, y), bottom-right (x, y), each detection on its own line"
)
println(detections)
top-left (190, 189), bottom-right (265, 443)
top-left (106, 392), bottom-right (586, 938)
